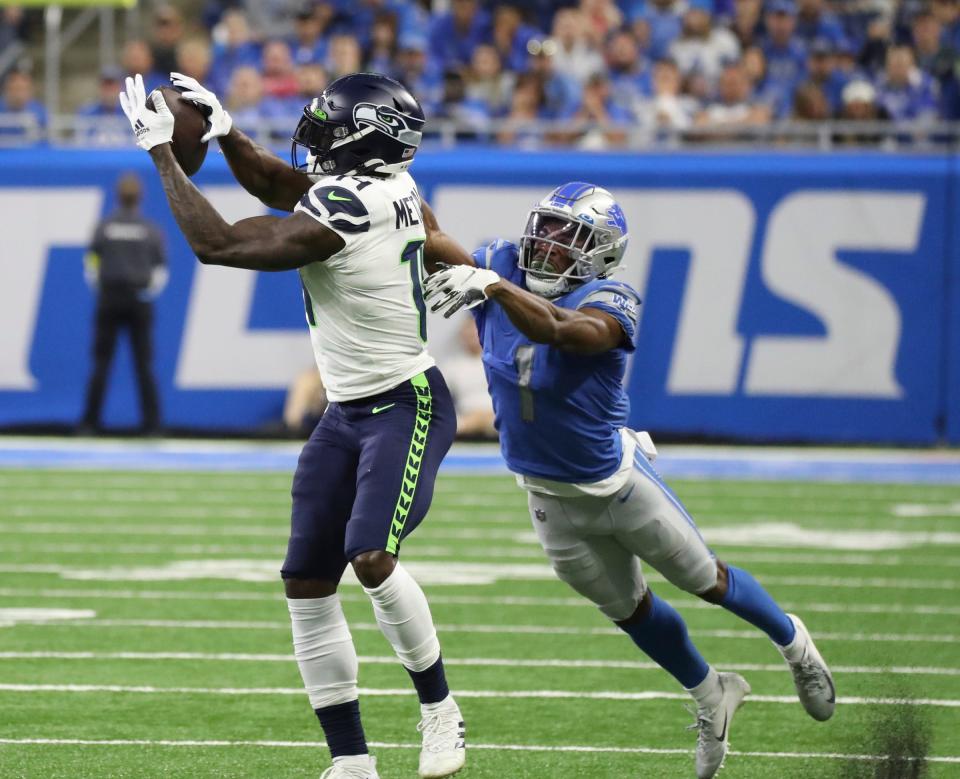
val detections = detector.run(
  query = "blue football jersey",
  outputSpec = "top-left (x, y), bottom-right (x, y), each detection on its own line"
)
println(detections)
top-left (471, 239), bottom-right (641, 483)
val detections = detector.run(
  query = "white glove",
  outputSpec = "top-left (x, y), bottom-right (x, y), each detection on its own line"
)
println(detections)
top-left (169, 71), bottom-right (232, 143)
top-left (424, 263), bottom-right (501, 318)
top-left (119, 74), bottom-right (174, 151)
top-left (120, 73), bottom-right (173, 149)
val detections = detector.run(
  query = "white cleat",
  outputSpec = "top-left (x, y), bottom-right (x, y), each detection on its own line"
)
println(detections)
top-left (777, 613), bottom-right (836, 722)
top-left (417, 695), bottom-right (466, 778)
top-left (319, 754), bottom-right (379, 779)
top-left (690, 672), bottom-right (751, 779)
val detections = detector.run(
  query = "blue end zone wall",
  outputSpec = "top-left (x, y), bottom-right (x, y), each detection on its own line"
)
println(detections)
top-left (0, 148), bottom-right (958, 444)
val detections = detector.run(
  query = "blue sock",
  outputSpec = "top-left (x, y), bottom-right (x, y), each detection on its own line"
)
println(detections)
top-left (314, 699), bottom-right (367, 758)
top-left (721, 565), bottom-right (796, 646)
top-left (617, 592), bottom-right (710, 689)
top-left (406, 655), bottom-right (450, 705)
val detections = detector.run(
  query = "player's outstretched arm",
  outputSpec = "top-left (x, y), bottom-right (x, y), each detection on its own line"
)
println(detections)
top-left (421, 200), bottom-right (475, 274)
top-left (486, 279), bottom-right (625, 355)
top-left (150, 144), bottom-right (344, 270)
top-left (218, 126), bottom-right (312, 212)
top-left (169, 72), bottom-right (310, 212)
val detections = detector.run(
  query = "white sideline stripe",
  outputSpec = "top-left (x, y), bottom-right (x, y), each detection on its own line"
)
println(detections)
top-left (7, 618), bottom-right (959, 643)
top-left (3, 542), bottom-right (960, 568)
top-left (2, 586), bottom-right (959, 617)
top-left (6, 507), bottom-right (960, 529)
top-left (0, 542), bottom-right (544, 560)
top-left (0, 684), bottom-right (956, 708)
top-left (0, 562), bottom-right (954, 591)
top-left (0, 737), bottom-right (957, 764)
top-left (1, 651), bottom-right (957, 677)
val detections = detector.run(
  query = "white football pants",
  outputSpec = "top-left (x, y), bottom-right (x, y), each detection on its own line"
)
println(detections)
top-left (527, 451), bottom-right (717, 621)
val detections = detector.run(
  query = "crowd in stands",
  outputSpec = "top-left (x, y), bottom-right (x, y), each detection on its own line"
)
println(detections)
top-left (2, 0), bottom-right (960, 147)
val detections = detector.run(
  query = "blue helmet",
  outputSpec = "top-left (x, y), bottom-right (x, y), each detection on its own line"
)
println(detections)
top-left (291, 72), bottom-right (425, 177)
top-left (519, 182), bottom-right (629, 298)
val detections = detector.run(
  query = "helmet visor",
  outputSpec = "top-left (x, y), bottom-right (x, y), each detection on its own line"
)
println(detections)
top-left (290, 103), bottom-right (350, 172)
top-left (521, 213), bottom-right (596, 279)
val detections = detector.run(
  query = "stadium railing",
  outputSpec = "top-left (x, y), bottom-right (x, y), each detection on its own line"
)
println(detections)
top-left (2, 115), bottom-right (960, 151)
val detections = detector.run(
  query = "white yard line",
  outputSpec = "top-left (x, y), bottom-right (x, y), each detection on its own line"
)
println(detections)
top-left (0, 651), bottom-right (956, 677)
top-left (1, 586), bottom-right (959, 618)
top-left (5, 505), bottom-right (960, 528)
top-left (0, 684), bottom-right (955, 708)
top-left (0, 737), bottom-right (956, 764)
top-left (5, 617), bottom-right (958, 643)
top-left (0, 562), bottom-right (954, 591)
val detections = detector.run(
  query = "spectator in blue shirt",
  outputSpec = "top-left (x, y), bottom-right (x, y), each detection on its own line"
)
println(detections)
top-left (466, 43), bottom-right (516, 117)
top-left (572, 71), bottom-right (636, 147)
top-left (0, 69), bottom-right (47, 140)
top-left (393, 31), bottom-right (444, 115)
top-left (795, 0), bottom-right (845, 44)
top-left (912, 8), bottom-right (957, 81)
top-left (805, 38), bottom-right (848, 113)
top-left (931, 0), bottom-right (960, 50)
top-left (150, 4), bottom-right (185, 77)
top-left (78, 66), bottom-right (126, 119)
top-left (289, 2), bottom-right (330, 67)
top-left (631, 0), bottom-right (686, 60)
top-left (209, 9), bottom-right (262, 96)
top-left (330, 0), bottom-right (411, 50)
top-left (912, 8), bottom-right (960, 118)
top-left (434, 68), bottom-right (493, 140)
top-left (121, 39), bottom-right (164, 92)
top-left (875, 44), bottom-right (940, 121)
top-left (76, 67), bottom-right (129, 145)
top-left (761, 0), bottom-right (807, 115)
top-left (224, 66), bottom-right (266, 138)
top-left (527, 42), bottom-right (583, 118)
top-left (497, 71), bottom-right (551, 146)
top-left (175, 39), bottom-right (214, 87)
top-left (262, 63), bottom-right (329, 138)
top-left (730, 0), bottom-right (766, 48)
top-left (492, 4), bottom-right (539, 73)
top-left (428, 0), bottom-right (493, 72)
top-left (326, 33), bottom-right (363, 79)
top-left (365, 11), bottom-right (399, 74)
top-left (605, 27), bottom-right (653, 106)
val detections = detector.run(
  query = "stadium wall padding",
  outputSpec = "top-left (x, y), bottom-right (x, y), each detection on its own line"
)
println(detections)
top-left (0, 147), bottom-right (958, 444)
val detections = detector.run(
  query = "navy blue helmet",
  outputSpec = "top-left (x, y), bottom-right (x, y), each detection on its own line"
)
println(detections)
top-left (291, 72), bottom-right (425, 177)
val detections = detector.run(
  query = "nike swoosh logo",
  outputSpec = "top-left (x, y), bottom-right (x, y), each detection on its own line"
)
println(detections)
top-left (617, 485), bottom-right (635, 503)
top-left (371, 403), bottom-right (395, 414)
top-left (328, 192), bottom-right (352, 202)
top-left (716, 711), bottom-right (728, 742)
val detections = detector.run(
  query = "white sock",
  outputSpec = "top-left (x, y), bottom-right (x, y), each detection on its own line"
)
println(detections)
top-left (686, 666), bottom-right (722, 710)
top-left (333, 754), bottom-right (373, 767)
top-left (778, 617), bottom-right (806, 663)
top-left (421, 693), bottom-right (455, 714)
top-left (363, 563), bottom-right (440, 672)
top-left (287, 595), bottom-right (359, 710)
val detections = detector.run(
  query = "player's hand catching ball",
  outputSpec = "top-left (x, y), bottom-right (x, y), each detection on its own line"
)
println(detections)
top-left (169, 72), bottom-right (232, 143)
top-left (119, 74), bottom-right (174, 151)
top-left (424, 263), bottom-right (501, 318)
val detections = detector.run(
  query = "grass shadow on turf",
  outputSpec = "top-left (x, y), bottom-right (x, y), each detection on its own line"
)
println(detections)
top-left (837, 688), bottom-right (932, 779)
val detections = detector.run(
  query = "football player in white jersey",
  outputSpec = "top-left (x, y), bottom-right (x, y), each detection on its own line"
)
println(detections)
top-left (120, 72), bottom-right (470, 779)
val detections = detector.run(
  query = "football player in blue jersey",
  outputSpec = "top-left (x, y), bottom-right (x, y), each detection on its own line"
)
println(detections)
top-left (425, 182), bottom-right (835, 779)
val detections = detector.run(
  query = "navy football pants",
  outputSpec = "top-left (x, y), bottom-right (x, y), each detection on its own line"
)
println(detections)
top-left (281, 367), bottom-right (456, 584)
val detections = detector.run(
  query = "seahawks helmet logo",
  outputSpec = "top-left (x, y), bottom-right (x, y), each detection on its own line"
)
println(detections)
top-left (353, 102), bottom-right (422, 147)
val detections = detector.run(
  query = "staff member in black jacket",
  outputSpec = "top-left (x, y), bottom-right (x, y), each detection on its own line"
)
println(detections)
top-left (80, 172), bottom-right (167, 435)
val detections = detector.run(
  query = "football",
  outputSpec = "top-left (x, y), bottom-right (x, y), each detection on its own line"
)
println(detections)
top-left (145, 85), bottom-right (208, 176)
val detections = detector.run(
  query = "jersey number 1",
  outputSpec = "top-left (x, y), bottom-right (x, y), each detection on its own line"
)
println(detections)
top-left (401, 240), bottom-right (427, 342)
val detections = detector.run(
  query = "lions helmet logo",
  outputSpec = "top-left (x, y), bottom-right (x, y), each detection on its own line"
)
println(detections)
top-left (353, 102), bottom-right (422, 147)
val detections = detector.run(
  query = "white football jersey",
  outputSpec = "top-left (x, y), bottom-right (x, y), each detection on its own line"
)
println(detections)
top-left (294, 171), bottom-right (434, 402)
